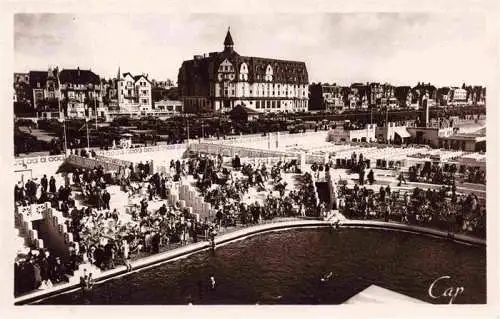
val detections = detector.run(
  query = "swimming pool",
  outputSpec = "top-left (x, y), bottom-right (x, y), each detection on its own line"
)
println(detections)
top-left (36, 227), bottom-right (486, 305)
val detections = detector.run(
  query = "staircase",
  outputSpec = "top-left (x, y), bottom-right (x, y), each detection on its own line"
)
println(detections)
top-left (315, 181), bottom-right (331, 206)
top-left (14, 210), bottom-right (44, 250)
top-left (14, 227), bottom-right (31, 255)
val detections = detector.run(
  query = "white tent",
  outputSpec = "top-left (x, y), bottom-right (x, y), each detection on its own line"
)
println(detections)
top-left (343, 285), bottom-right (427, 304)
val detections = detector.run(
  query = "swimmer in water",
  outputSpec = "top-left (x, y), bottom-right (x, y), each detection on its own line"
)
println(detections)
top-left (320, 272), bottom-right (334, 282)
top-left (209, 276), bottom-right (216, 289)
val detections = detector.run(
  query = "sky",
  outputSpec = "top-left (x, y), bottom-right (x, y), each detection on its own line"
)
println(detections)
top-left (14, 13), bottom-right (492, 87)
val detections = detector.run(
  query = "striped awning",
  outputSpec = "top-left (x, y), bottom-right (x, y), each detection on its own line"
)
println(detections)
top-left (394, 127), bottom-right (411, 138)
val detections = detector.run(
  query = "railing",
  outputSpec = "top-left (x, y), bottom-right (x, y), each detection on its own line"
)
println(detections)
top-left (14, 154), bottom-right (66, 169)
top-left (189, 142), bottom-right (300, 159)
top-left (66, 154), bottom-right (124, 172)
top-left (93, 155), bottom-right (133, 168)
top-left (94, 143), bottom-right (187, 158)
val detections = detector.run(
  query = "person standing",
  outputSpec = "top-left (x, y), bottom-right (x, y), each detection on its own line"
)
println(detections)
top-left (102, 189), bottom-right (111, 210)
top-left (398, 171), bottom-right (407, 186)
top-left (80, 270), bottom-right (94, 304)
top-left (209, 226), bottom-right (217, 250)
top-left (41, 175), bottom-right (48, 192)
top-left (39, 250), bottom-right (53, 289)
top-left (379, 186), bottom-right (386, 202)
top-left (358, 165), bottom-right (365, 186)
top-left (14, 182), bottom-right (23, 202)
top-left (32, 256), bottom-right (42, 290)
top-left (121, 239), bottom-right (132, 271)
top-left (367, 169), bottom-right (374, 185)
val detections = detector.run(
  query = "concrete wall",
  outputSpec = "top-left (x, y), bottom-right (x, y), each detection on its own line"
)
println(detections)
top-left (35, 208), bottom-right (75, 259)
top-left (15, 202), bottom-right (75, 258)
top-left (15, 208), bottom-right (45, 250)
top-left (327, 125), bottom-right (377, 143)
top-left (14, 155), bottom-right (66, 178)
top-left (376, 123), bottom-right (410, 142)
top-left (407, 127), bottom-right (440, 147)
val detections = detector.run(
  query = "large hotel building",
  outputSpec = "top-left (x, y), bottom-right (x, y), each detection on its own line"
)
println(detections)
top-left (178, 29), bottom-right (309, 114)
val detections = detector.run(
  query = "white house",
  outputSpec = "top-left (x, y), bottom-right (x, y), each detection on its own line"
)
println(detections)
top-left (451, 88), bottom-right (467, 106)
top-left (117, 71), bottom-right (152, 113)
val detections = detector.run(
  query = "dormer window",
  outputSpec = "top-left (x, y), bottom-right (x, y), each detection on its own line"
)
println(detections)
top-left (265, 64), bottom-right (273, 82)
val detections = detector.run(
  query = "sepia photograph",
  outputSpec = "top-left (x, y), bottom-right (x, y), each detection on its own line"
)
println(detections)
top-left (9, 9), bottom-right (492, 309)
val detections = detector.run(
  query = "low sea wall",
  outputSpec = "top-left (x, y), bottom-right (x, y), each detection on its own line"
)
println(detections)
top-left (15, 219), bottom-right (485, 305)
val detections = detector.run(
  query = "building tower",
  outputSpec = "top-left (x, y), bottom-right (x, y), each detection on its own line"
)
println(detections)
top-left (224, 27), bottom-right (234, 53)
top-left (117, 66), bottom-right (121, 108)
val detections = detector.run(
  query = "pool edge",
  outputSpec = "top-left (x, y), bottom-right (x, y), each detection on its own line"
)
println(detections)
top-left (14, 219), bottom-right (485, 305)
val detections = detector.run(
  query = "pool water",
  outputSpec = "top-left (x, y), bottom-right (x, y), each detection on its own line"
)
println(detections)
top-left (37, 227), bottom-right (486, 305)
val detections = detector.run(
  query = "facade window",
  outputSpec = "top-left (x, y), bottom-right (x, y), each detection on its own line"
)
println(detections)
top-left (256, 101), bottom-right (260, 109)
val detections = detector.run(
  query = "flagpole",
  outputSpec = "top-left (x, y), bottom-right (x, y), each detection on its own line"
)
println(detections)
top-left (86, 118), bottom-right (90, 149)
top-left (95, 95), bottom-right (98, 131)
top-left (186, 114), bottom-right (190, 145)
top-left (63, 119), bottom-right (68, 155)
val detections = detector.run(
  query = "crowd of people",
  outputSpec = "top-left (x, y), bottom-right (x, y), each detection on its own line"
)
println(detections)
top-left (63, 162), bottom-right (215, 273)
top-left (14, 175), bottom-right (59, 207)
top-left (14, 143), bottom-right (487, 297)
top-left (15, 248), bottom-right (70, 296)
top-left (462, 166), bottom-right (486, 185)
top-left (336, 182), bottom-right (485, 238)
top-left (185, 153), bottom-right (325, 227)
top-left (407, 162), bottom-right (456, 185)
top-left (407, 162), bottom-right (486, 186)
top-left (13, 160), bottom-right (216, 296)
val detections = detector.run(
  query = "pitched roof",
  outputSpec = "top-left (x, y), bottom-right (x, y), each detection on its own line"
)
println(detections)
top-left (120, 72), bottom-right (151, 83)
top-left (394, 86), bottom-right (412, 98)
top-left (133, 75), bottom-right (152, 83)
top-left (224, 28), bottom-right (234, 46)
top-left (59, 69), bottom-right (100, 85)
top-left (437, 87), bottom-right (451, 94)
top-left (29, 71), bottom-right (48, 88)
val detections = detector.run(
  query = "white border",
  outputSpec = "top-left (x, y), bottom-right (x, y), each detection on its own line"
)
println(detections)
top-left (1, 1), bottom-right (498, 318)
